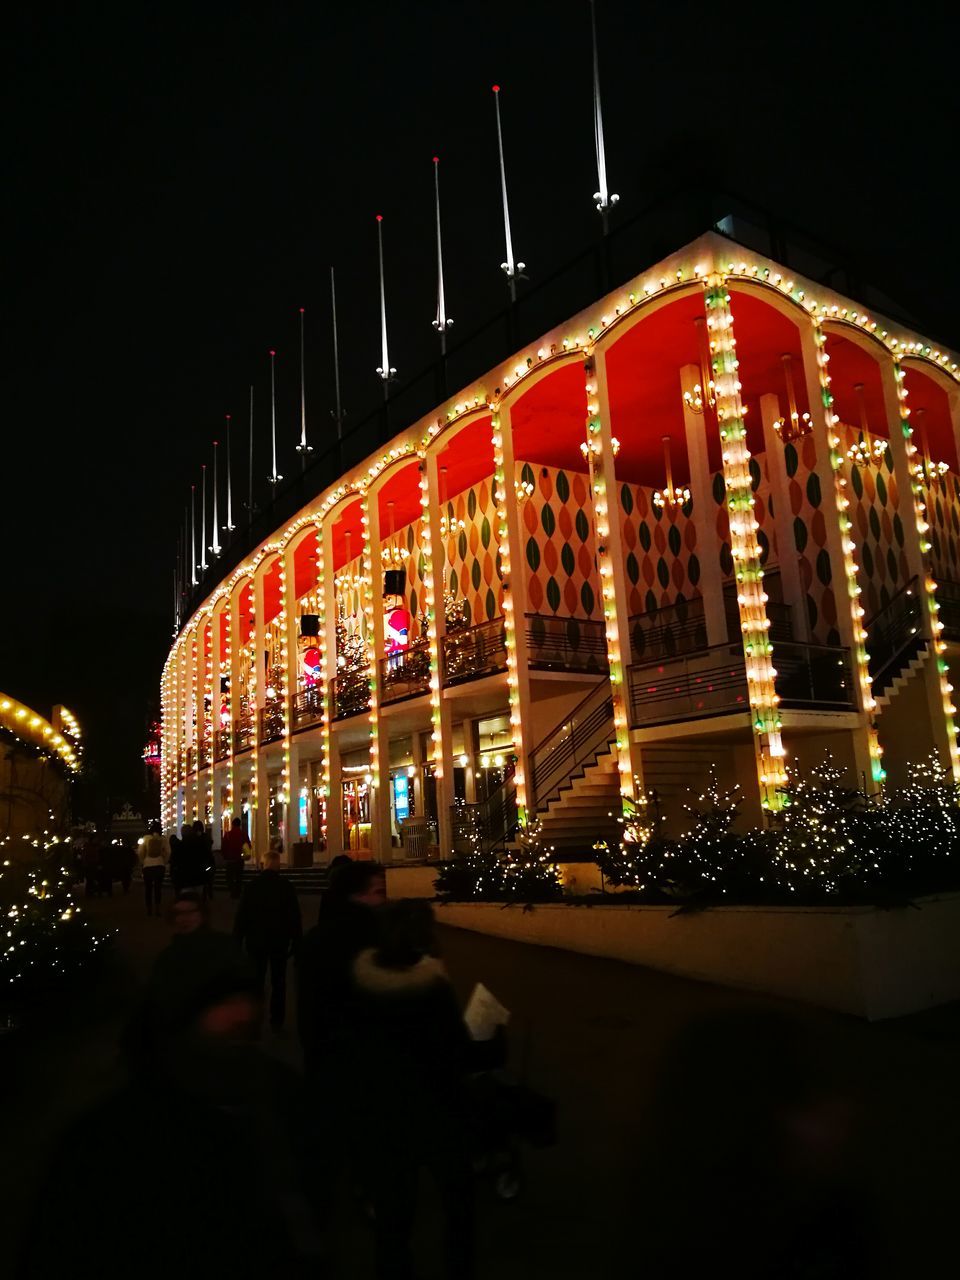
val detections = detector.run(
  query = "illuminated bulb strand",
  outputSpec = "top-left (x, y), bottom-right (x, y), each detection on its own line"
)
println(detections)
top-left (490, 409), bottom-right (526, 822)
top-left (316, 526), bottom-right (330, 842)
top-left (419, 457), bottom-right (444, 778)
top-left (359, 490), bottom-right (380, 794)
top-left (705, 280), bottom-right (787, 810)
top-left (205, 618), bottom-right (214, 822)
top-left (812, 318), bottom-right (884, 786)
top-left (279, 556), bottom-right (291, 814)
top-left (224, 604), bottom-right (234, 823)
top-left (583, 363), bottom-right (636, 806)
top-left (893, 359), bottom-right (960, 782)
top-left (248, 588), bottom-right (258, 822)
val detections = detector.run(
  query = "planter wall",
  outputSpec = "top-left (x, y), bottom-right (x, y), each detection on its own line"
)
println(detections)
top-left (433, 894), bottom-right (960, 1020)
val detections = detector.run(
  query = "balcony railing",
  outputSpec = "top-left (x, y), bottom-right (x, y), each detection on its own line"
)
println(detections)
top-left (259, 700), bottom-right (284, 743)
top-left (525, 614), bottom-right (608, 674)
top-left (935, 577), bottom-right (960, 644)
top-left (865, 577), bottom-right (921, 684)
top-left (442, 619), bottom-right (507, 686)
top-left (331, 671), bottom-right (371, 720)
top-left (628, 640), bottom-right (855, 728)
top-left (380, 640), bottom-right (431, 704)
top-left (214, 728), bottom-right (231, 761)
top-left (292, 686), bottom-right (324, 731)
top-left (197, 739), bottom-right (210, 770)
top-left (630, 595), bottom-right (795, 664)
top-left (185, 746), bottom-right (195, 775)
top-left (233, 717), bottom-right (254, 754)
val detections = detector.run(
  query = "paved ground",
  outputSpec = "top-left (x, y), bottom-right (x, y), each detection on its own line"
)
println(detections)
top-left (3, 886), bottom-right (960, 1277)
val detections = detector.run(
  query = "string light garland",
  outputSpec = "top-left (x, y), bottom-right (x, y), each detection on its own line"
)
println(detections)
top-left (0, 695), bottom-right (80, 773)
top-left (812, 316), bottom-right (884, 786)
top-left (359, 489), bottom-right (380, 797)
top-left (892, 357), bottom-right (960, 783)
top-left (419, 456), bottom-right (445, 783)
top-left (705, 277), bottom-right (787, 811)
top-left (490, 406), bottom-right (527, 823)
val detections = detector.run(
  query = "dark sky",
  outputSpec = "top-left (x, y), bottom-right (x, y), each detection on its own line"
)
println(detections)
top-left (3, 1), bottom-right (956, 816)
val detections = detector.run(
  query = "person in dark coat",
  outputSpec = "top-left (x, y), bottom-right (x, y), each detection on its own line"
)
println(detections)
top-left (221, 815), bottom-right (248, 898)
top-left (296, 859), bottom-right (385, 1075)
top-left (234, 850), bottom-right (302, 1029)
top-left (20, 896), bottom-right (323, 1280)
top-left (352, 900), bottom-right (479, 1280)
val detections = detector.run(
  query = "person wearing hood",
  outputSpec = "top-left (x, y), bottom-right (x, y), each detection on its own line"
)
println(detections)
top-left (352, 899), bottom-right (477, 1280)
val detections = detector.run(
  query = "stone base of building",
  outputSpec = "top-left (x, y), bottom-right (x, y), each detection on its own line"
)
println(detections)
top-left (429, 893), bottom-right (960, 1021)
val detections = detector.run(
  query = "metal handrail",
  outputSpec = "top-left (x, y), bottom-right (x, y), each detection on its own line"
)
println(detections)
top-left (331, 671), bottom-right (371, 720)
top-left (441, 619), bottom-right (507, 686)
top-left (525, 614), bottom-right (608, 673)
top-left (530, 677), bottom-right (614, 811)
top-left (380, 640), bottom-right (431, 703)
top-left (292, 686), bottom-right (324, 730)
top-left (864, 576), bottom-right (922, 681)
top-left (233, 717), bottom-right (254, 753)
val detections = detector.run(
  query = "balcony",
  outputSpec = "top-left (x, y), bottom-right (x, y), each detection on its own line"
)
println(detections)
top-left (526, 614), bottom-right (608, 674)
top-left (259, 700), bottom-right (284, 744)
top-left (936, 578), bottom-right (960, 644)
top-left (214, 728), bottom-right (231, 762)
top-left (630, 594), bottom-right (794, 664)
top-left (185, 746), bottom-right (194, 775)
top-left (442, 619), bottom-right (508, 686)
top-left (197, 739), bottom-right (210, 770)
top-left (380, 640), bottom-right (431, 704)
top-left (233, 717), bottom-right (254, 754)
top-left (331, 670), bottom-right (371, 721)
top-left (293, 686), bottom-right (324, 731)
top-left (628, 640), bottom-right (856, 729)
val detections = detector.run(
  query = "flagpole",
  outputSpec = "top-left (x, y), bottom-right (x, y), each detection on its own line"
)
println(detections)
top-left (431, 156), bottom-right (454, 358)
top-left (590, 0), bottom-right (619, 236)
top-left (296, 307), bottom-right (312, 470)
top-left (190, 485), bottom-right (198, 586)
top-left (210, 441), bottom-right (222, 556)
top-left (225, 414), bottom-right (235, 531)
top-left (268, 350), bottom-right (282, 492)
top-left (492, 85), bottom-right (525, 304)
top-left (200, 464), bottom-right (209, 574)
top-left (247, 384), bottom-right (255, 529)
top-left (375, 214), bottom-right (396, 402)
top-left (331, 267), bottom-right (344, 442)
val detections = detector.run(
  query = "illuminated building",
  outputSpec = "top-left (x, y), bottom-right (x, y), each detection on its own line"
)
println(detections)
top-left (161, 231), bottom-right (960, 861)
top-left (0, 696), bottom-right (81, 850)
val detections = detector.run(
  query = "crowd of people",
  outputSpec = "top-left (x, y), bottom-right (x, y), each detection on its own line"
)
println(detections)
top-left (24, 843), bottom-right (499, 1279)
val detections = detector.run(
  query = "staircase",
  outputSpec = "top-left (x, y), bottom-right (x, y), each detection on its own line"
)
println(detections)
top-left (536, 743), bottom-right (622, 853)
top-left (875, 644), bottom-right (930, 709)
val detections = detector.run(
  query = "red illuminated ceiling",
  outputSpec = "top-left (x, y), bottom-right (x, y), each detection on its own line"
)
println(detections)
top-left (437, 415), bottom-right (494, 500)
top-left (378, 461), bottom-right (424, 533)
top-left (511, 363), bottom-right (587, 472)
top-left (903, 366), bottom-right (957, 473)
top-left (262, 556), bottom-right (282, 623)
top-left (823, 333), bottom-right (890, 440)
top-left (219, 611), bottom-right (229, 663)
top-left (331, 498), bottom-right (364, 571)
top-left (294, 528), bottom-right (319, 600)
top-left (238, 580), bottom-right (253, 643)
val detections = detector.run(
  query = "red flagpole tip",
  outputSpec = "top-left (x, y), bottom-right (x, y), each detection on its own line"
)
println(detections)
top-left (212, 440), bottom-right (218, 447)
top-left (433, 155), bottom-right (439, 164)
top-left (225, 414), bottom-right (231, 420)
top-left (492, 84), bottom-right (500, 93)
top-left (376, 214), bottom-right (383, 222)
top-left (269, 348), bottom-right (276, 356)
top-left (299, 306), bottom-right (305, 313)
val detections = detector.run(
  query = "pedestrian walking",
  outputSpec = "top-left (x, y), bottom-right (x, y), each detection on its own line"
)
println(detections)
top-left (352, 900), bottom-right (478, 1280)
top-left (221, 816), bottom-right (248, 899)
top-left (138, 820), bottom-right (169, 916)
top-left (234, 850), bottom-right (302, 1030)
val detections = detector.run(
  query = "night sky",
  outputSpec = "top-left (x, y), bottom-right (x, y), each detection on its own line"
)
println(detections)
top-left (4, 1), bottom-right (956, 817)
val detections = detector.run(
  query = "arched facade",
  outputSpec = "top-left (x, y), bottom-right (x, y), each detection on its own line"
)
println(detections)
top-left (162, 232), bottom-right (960, 859)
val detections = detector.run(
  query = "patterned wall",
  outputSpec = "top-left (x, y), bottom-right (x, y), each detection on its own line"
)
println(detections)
top-left (779, 433), bottom-right (841, 645)
top-left (443, 478), bottom-right (504, 626)
top-left (923, 470), bottom-right (960, 585)
top-left (518, 462), bottom-right (600, 619)
top-left (836, 423), bottom-right (910, 622)
top-left (620, 480), bottom-right (700, 617)
top-left (335, 554), bottom-right (368, 654)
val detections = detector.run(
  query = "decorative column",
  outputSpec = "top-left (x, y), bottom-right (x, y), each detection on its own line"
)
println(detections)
top-left (585, 350), bottom-right (645, 807)
top-left (491, 400), bottom-right (535, 824)
top-left (361, 488), bottom-right (391, 861)
top-left (321, 518), bottom-right (342, 856)
top-left (424, 449), bottom-right (456, 854)
top-left (883, 356), bottom-right (960, 780)
top-left (680, 363), bottom-right (727, 646)
top-left (203, 614), bottom-right (214, 827)
top-left (186, 626), bottom-right (199, 822)
top-left (705, 277), bottom-right (787, 813)
top-left (800, 318), bottom-right (883, 790)
top-left (280, 543), bottom-right (298, 859)
top-left (252, 564), bottom-right (269, 856)
top-left (227, 583), bottom-right (242, 828)
top-left (209, 609), bottom-right (222, 841)
top-left (160, 663), bottom-right (171, 832)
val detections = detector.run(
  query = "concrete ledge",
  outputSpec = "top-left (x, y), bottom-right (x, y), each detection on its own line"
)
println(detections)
top-left (385, 863), bottom-right (441, 899)
top-left (433, 893), bottom-right (960, 1021)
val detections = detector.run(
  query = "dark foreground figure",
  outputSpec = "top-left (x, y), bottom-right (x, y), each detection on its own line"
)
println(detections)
top-left (234, 848), bottom-right (302, 1028)
top-left (16, 893), bottom-right (320, 1279)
